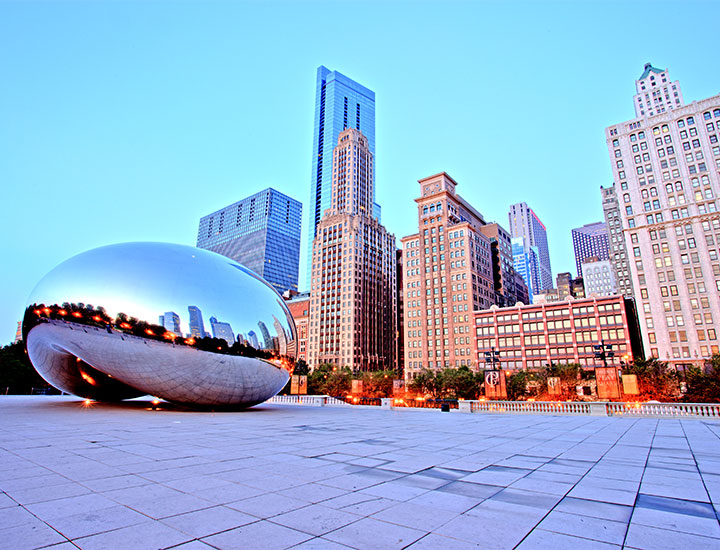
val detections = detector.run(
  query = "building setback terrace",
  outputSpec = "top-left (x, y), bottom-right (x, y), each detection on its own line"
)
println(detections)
top-left (0, 396), bottom-right (719, 550)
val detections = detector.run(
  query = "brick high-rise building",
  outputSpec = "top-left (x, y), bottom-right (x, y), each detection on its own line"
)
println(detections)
top-left (285, 292), bottom-right (310, 364)
top-left (400, 173), bottom-right (497, 381)
top-left (606, 63), bottom-right (720, 365)
top-left (308, 129), bottom-right (396, 371)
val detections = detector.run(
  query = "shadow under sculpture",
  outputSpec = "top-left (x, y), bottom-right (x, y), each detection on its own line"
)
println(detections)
top-left (23, 242), bottom-right (296, 408)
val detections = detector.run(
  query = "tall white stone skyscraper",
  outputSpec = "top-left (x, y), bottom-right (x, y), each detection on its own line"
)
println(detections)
top-left (508, 203), bottom-right (553, 291)
top-left (607, 63), bottom-right (720, 366)
top-left (633, 63), bottom-right (684, 118)
top-left (308, 128), bottom-right (396, 371)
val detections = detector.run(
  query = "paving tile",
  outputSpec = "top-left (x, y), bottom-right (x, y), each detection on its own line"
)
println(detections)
top-left (405, 533), bottom-right (482, 549)
top-left (515, 529), bottom-right (621, 549)
top-left (436, 509), bottom-right (537, 549)
top-left (161, 505), bottom-right (256, 538)
top-left (554, 497), bottom-right (633, 523)
top-left (73, 520), bottom-right (192, 550)
top-left (371, 501), bottom-right (459, 531)
top-left (202, 520), bottom-right (312, 550)
top-left (0, 519), bottom-right (68, 550)
top-left (270, 503), bottom-right (360, 536)
top-left (324, 517), bottom-right (426, 549)
top-left (44, 504), bottom-right (148, 539)
top-left (226, 492), bottom-right (309, 518)
top-left (537, 510), bottom-right (627, 545)
top-left (624, 523), bottom-right (720, 549)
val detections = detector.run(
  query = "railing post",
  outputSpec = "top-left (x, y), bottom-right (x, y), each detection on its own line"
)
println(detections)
top-left (589, 402), bottom-right (608, 416)
top-left (458, 401), bottom-right (472, 413)
top-left (380, 398), bottom-right (393, 410)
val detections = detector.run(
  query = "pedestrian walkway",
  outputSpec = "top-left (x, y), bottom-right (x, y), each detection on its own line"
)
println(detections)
top-left (0, 396), bottom-right (719, 549)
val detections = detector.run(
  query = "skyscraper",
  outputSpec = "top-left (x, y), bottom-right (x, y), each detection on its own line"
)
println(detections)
top-left (308, 129), bottom-right (396, 371)
top-left (400, 172), bottom-right (497, 380)
top-left (601, 184), bottom-right (635, 298)
top-left (159, 312), bottom-right (181, 336)
top-left (571, 222), bottom-right (610, 278)
top-left (197, 188), bottom-right (302, 295)
top-left (305, 66), bottom-right (377, 284)
top-left (633, 63), bottom-right (684, 118)
top-left (209, 316), bottom-right (234, 345)
top-left (606, 63), bottom-right (720, 366)
top-left (512, 236), bottom-right (538, 302)
top-left (187, 306), bottom-right (207, 338)
top-left (508, 202), bottom-right (553, 291)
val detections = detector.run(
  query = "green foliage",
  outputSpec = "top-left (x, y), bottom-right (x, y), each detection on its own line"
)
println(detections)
top-left (684, 355), bottom-right (720, 403)
top-left (307, 364), bottom-right (351, 396)
top-left (408, 368), bottom-right (445, 398)
top-left (623, 356), bottom-right (679, 400)
top-left (0, 341), bottom-right (51, 394)
top-left (507, 371), bottom-right (536, 400)
top-left (408, 367), bottom-right (481, 399)
top-left (360, 370), bottom-right (395, 398)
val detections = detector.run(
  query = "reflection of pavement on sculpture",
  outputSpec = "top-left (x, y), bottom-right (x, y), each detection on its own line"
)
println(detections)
top-left (27, 320), bottom-right (289, 407)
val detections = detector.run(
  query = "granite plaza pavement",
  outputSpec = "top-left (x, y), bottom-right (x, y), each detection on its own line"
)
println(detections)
top-left (1, 396), bottom-right (719, 550)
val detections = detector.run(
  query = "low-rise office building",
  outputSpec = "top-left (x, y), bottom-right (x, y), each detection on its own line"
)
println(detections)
top-left (475, 295), bottom-right (643, 370)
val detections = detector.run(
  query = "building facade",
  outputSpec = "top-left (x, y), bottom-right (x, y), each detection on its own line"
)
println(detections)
top-left (197, 188), bottom-right (302, 295)
top-left (285, 292), bottom-right (310, 364)
top-left (308, 129), bottom-right (396, 371)
top-left (634, 63), bottom-right (684, 118)
top-left (475, 295), bottom-right (643, 371)
top-left (187, 306), bottom-right (207, 338)
top-left (479, 223), bottom-right (522, 307)
top-left (582, 257), bottom-right (618, 297)
top-left (508, 203), bottom-right (553, 291)
top-left (159, 312), bottom-right (181, 337)
top-left (305, 66), bottom-right (378, 283)
top-left (400, 172), bottom-right (497, 381)
top-left (209, 316), bottom-right (234, 345)
top-left (512, 236), bottom-right (538, 302)
top-left (601, 184), bottom-right (635, 297)
top-left (571, 222), bottom-right (610, 277)
top-left (606, 63), bottom-right (720, 365)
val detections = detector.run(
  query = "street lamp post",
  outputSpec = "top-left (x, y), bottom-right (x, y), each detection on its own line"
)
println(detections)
top-left (484, 347), bottom-right (501, 370)
top-left (593, 340), bottom-right (614, 367)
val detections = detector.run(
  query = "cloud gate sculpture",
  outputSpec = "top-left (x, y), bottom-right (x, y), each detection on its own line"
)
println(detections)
top-left (23, 242), bottom-right (296, 408)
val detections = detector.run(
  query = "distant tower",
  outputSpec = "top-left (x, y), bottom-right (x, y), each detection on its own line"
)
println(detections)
top-left (571, 222), bottom-right (610, 278)
top-left (159, 312), bottom-right (181, 336)
top-left (508, 203), bottom-right (552, 291)
top-left (308, 128), bottom-right (396, 371)
top-left (187, 306), bottom-right (207, 338)
top-left (247, 330), bottom-right (259, 349)
top-left (257, 321), bottom-right (272, 350)
top-left (601, 184), bottom-right (634, 298)
top-left (305, 66), bottom-right (378, 284)
top-left (209, 316), bottom-right (234, 345)
top-left (197, 188), bottom-right (302, 295)
top-left (633, 63), bottom-right (683, 118)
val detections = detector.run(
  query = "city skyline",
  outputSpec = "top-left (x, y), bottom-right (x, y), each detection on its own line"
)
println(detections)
top-left (2, 1), bottom-right (720, 343)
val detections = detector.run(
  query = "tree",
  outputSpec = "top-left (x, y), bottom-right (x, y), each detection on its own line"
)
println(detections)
top-left (507, 371), bottom-right (536, 400)
top-left (439, 366), bottom-right (481, 399)
top-left (307, 364), bottom-right (351, 396)
top-left (361, 370), bottom-right (394, 398)
top-left (0, 342), bottom-right (51, 394)
top-left (623, 357), bottom-right (679, 400)
top-left (684, 355), bottom-right (720, 403)
top-left (408, 369), bottom-right (444, 398)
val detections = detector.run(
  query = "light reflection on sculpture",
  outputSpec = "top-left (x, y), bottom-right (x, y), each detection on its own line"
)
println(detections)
top-left (23, 242), bottom-right (296, 408)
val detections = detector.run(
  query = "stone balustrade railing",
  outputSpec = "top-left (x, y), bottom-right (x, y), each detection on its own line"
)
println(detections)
top-left (268, 395), bottom-right (720, 418)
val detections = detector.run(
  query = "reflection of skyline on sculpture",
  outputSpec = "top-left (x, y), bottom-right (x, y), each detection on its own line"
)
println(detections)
top-left (25, 243), bottom-right (297, 356)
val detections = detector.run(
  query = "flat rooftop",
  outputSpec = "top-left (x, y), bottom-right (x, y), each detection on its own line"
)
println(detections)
top-left (1, 396), bottom-right (719, 550)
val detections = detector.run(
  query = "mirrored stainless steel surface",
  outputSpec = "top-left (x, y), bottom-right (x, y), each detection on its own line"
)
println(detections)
top-left (23, 242), bottom-right (296, 408)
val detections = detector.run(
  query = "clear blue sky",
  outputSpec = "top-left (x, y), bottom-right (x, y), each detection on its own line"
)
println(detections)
top-left (2, 0), bottom-right (719, 344)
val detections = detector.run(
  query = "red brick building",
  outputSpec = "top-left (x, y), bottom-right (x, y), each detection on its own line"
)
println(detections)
top-left (474, 295), bottom-right (643, 370)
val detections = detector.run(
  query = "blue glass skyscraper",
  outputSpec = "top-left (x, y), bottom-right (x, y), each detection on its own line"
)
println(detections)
top-left (305, 66), bottom-right (377, 282)
top-left (197, 188), bottom-right (302, 295)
